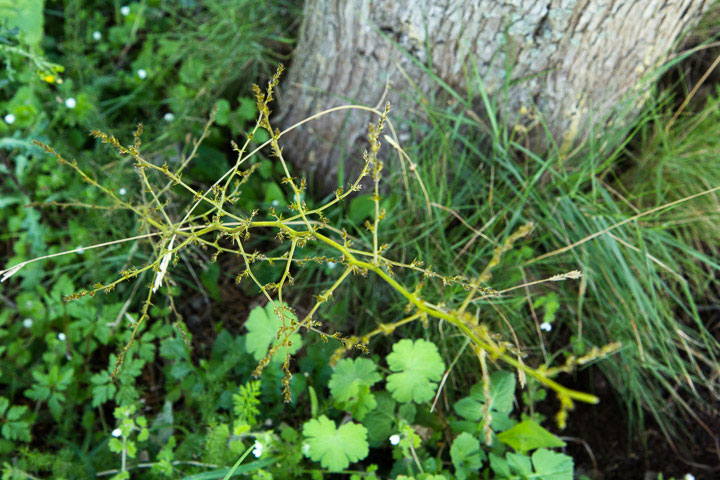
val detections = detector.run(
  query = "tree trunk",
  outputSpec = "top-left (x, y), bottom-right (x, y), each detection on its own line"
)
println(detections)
top-left (279, 0), bottom-right (707, 192)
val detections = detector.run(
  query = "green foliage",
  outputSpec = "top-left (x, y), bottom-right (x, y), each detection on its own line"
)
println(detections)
top-left (386, 339), bottom-right (445, 404)
top-left (329, 358), bottom-right (382, 420)
top-left (450, 432), bottom-right (485, 479)
top-left (454, 371), bottom-right (516, 432)
top-left (0, 0), bottom-right (44, 48)
top-left (496, 420), bottom-right (567, 453)
top-left (24, 365), bottom-right (73, 420)
top-left (302, 415), bottom-right (369, 472)
top-left (233, 380), bottom-right (261, 434)
top-left (244, 303), bottom-right (301, 363)
top-left (5, 0), bottom-right (716, 477)
top-left (0, 396), bottom-right (32, 443)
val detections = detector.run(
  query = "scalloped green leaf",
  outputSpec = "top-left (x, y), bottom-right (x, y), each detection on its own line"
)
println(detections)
top-left (302, 415), bottom-right (369, 472)
top-left (329, 357), bottom-right (381, 403)
top-left (454, 370), bottom-right (516, 431)
top-left (386, 339), bottom-right (444, 403)
top-left (450, 432), bottom-right (485, 479)
top-left (245, 302), bottom-right (300, 363)
top-left (531, 448), bottom-right (574, 480)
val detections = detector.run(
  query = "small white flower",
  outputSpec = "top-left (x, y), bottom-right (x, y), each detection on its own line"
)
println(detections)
top-left (120, 6), bottom-right (130, 16)
top-left (163, 112), bottom-right (175, 122)
top-left (65, 97), bottom-right (77, 109)
top-left (301, 443), bottom-right (310, 455)
top-left (271, 200), bottom-right (279, 207)
top-left (389, 434), bottom-right (400, 445)
top-left (23, 318), bottom-right (33, 329)
top-left (119, 187), bottom-right (127, 195)
top-left (57, 333), bottom-right (66, 341)
top-left (540, 322), bottom-right (552, 332)
top-left (252, 440), bottom-right (263, 458)
top-left (684, 474), bottom-right (695, 480)
top-left (111, 428), bottom-right (122, 438)
top-left (153, 236), bottom-right (175, 293)
top-left (75, 246), bottom-right (85, 255)
top-left (4, 113), bottom-right (15, 124)
top-left (136, 69), bottom-right (147, 79)
top-left (92, 31), bottom-right (102, 41)
top-left (327, 262), bottom-right (336, 270)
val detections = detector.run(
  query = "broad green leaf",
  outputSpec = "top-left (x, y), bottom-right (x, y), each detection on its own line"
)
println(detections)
top-left (329, 358), bottom-right (381, 403)
top-left (531, 448), bottom-right (573, 480)
top-left (386, 339), bottom-right (444, 404)
top-left (506, 452), bottom-right (532, 476)
top-left (450, 432), bottom-right (485, 479)
top-left (235, 96), bottom-right (257, 122)
top-left (214, 99), bottom-right (231, 126)
top-left (362, 391), bottom-right (396, 445)
top-left (533, 293), bottom-right (559, 324)
top-left (200, 263), bottom-right (221, 302)
top-left (397, 402), bottom-right (416, 423)
top-left (338, 384), bottom-right (377, 421)
top-left (16, 291), bottom-right (46, 320)
top-left (348, 194), bottom-right (374, 223)
top-left (488, 452), bottom-right (510, 477)
top-left (262, 182), bottom-right (285, 205)
top-left (109, 437), bottom-right (123, 453)
top-left (245, 303), bottom-right (300, 362)
top-left (496, 420), bottom-right (566, 453)
top-left (50, 274), bottom-right (74, 301)
top-left (454, 370), bottom-right (516, 431)
top-left (0, 0), bottom-right (44, 47)
top-left (178, 56), bottom-right (206, 85)
top-left (302, 415), bottom-right (369, 472)
top-left (188, 146), bottom-right (228, 183)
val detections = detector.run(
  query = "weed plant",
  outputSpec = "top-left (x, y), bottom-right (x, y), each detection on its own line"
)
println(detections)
top-left (0, 65), bottom-right (621, 478)
top-left (1, 1), bottom-right (718, 477)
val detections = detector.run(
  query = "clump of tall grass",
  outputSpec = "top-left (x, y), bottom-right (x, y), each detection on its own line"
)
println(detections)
top-left (358, 58), bottom-right (720, 446)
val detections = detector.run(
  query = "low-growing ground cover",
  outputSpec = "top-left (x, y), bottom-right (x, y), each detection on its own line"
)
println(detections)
top-left (1, 2), bottom-right (718, 479)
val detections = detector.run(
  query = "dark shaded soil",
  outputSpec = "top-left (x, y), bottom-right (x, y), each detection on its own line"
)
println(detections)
top-left (558, 366), bottom-right (720, 480)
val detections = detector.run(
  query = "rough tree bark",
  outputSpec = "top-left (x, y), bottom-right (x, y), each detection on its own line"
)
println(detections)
top-left (279, 0), bottom-right (707, 191)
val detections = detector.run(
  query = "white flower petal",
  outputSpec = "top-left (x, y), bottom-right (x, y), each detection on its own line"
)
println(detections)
top-left (540, 322), bottom-right (552, 332)
top-left (389, 434), bottom-right (400, 445)
top-left (23, 318), bottom-right (33, 329)
top-left (137, 69), bottom-right (147, 79)
top-left (58, 333), bottom-right (66, 341)
top-left (163, 112), bottom-right (175, 122)
top-left (93, 31), bottom-right (102, 41)
top-left (65, 97), bottom-right (77, 109)
top-left (4, 113), bottom-right (15, 124)
top-left (120, 6), bottom-right (130, 16)
top-left (112, 428), bottom-right (122, 437)
top-left (119, 187), bottom-right (127, 195)
top-left (252, 440), bottom-right (263, 457)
